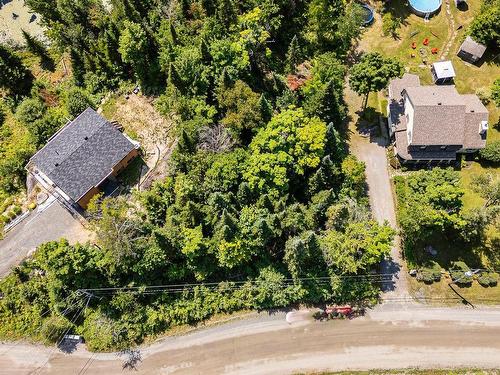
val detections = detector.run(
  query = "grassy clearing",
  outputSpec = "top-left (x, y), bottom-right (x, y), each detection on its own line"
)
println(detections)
top-left (359, 1), bottom-right (449, 82)
top-left (99, 93), bottom-right (174, 170)
top-left (408, 274), bottom-right (500, 306)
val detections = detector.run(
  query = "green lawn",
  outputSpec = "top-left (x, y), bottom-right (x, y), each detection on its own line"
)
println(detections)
top-left (359, 1), bottom-right (450, 83)
top-left (408, 273), bottom-right (500, 306)
top-left (305, 369), bottom-right (500, 375)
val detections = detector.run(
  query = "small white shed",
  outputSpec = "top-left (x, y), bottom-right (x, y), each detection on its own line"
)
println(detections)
top-left (431, 60), bottom-right (456, 84)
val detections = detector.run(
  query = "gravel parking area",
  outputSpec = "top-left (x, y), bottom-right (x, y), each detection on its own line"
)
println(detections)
top-left (0, 199), bottom-right (92, 277)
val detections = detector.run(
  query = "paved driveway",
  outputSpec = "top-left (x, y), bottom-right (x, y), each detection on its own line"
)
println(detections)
top-left (0, 199), bottom-right (92, 277)
top-left (347, 85), bottom-right (408, 299)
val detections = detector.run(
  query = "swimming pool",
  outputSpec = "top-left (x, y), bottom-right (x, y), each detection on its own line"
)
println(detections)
top-left (360, 4), bottom-right (374, 25)
top-left (409, 0), bottom-right (442, 16)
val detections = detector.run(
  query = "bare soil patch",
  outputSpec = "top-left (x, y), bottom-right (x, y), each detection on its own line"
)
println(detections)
top-left (0, 0), bottom-right (44, 46)
top-left (99, 94), bottom-right (176, 187)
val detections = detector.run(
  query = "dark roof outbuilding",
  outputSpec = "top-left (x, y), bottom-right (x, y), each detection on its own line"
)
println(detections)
top-left (29, 108), bottom-right (136, 202)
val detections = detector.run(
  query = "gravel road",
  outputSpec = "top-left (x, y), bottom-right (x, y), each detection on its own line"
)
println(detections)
top-left (2, 306), bottom-right (500, 374)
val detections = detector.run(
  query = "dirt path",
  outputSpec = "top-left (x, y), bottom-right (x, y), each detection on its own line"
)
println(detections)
top-left (0, 0), bottom-right (44, 45)
top-left (440, 0), bottom-right (458, 59)
top-left (3, 306), bottom-right (500, 374)
top-left (346, 86), bottom-right (409, 300)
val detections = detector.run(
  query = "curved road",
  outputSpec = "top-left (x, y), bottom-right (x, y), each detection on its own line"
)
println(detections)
top-left (2, 305), bottom-right (500, 374)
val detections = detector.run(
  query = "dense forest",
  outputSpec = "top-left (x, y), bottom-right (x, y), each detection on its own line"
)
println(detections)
top-left (0, 0), bottom-right (403, 350)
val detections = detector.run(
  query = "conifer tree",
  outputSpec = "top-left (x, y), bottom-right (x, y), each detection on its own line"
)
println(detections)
top-left (0, 44), bottom-right (33, 96)
top-left (285, 35), bottom-right (301, 74)
top-left (216, 0), bottom-right (237, 27)
top-left (168, 63), bottom-right (183, 91)
top-left (178, 129), bottom-right (195, 154)
top-left (258, 94), bottom-right (273, 123)
top-left (200, 39), bottom-right (212, 64)
top-left (169, 21), bottom-right (179, 45)
top-left (22, 30), bottom-right (47, 57)
top-left (70, 48), bottom-right (86, 86)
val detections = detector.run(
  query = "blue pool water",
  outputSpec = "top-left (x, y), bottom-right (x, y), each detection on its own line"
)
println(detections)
top-left (409, 0), bottom-right (442, 14)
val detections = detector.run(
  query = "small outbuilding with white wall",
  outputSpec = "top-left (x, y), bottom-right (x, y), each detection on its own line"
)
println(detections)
top-left (457, 36), bottom-right (487, 64)
top-left (431, 60), bottom-right (456, 84)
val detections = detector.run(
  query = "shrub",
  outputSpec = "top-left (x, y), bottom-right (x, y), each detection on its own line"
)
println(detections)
top-left (0, 106), bottom-right (5, 127)
top-left (475, 86), bottom-right (491, 105)
top-left (15, 98), bottom-right (46, 124)
top-left (382, 13), bottom-right (401, 38)
top-left (417, 261), bottom-right (442, 284)
top-left (40, 315), bottom-right (73, 343)
top-left (477, 272), bottom-right (498, 287)
top-left (480, 141), bottom-right (500, 163)
top-left (66, 88), bottom-right (94, 118)
top-left (12, 205), bottom-right (22, 215)
top-left (449, 261), bottom-right (472, 285)
top-left (492, 78), bottom-right (500, 107)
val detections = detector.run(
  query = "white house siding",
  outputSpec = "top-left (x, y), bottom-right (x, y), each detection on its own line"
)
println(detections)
top-left (404, 96), bottom-right (415, 145)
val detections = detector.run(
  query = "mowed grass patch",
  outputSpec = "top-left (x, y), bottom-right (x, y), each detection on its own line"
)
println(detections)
top-left (305, 369), bottom-right (500, 374)
top-left (359, 1), bottom-right (449, 80)
top-left (408, 273), bottom-right (500, 306)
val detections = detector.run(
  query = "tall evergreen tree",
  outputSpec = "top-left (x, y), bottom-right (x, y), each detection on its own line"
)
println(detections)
top-left (168, 63), bottom-right (184, 91)
top-left (25, 0), bottom-right (61, 23)
top-left (285, 35), bottom-right (301, 74)
top-left (258, 94), bottom-right (273, 123)
top-left (169, 21), bottom-right (179, 45)
top-left (70, 48), bottom-right (86, 86)
top-left (22, 30), bottom-right (55, 71)
top-left (0, 44), bottom-right (33, 97)
top-left (216, 0), bottom-right (237, 28)
top-left (200, 39), bottom-right (212, 65)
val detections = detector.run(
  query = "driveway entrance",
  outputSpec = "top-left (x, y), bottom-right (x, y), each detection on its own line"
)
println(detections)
top-left (0, 199), bottom-right (92, 277)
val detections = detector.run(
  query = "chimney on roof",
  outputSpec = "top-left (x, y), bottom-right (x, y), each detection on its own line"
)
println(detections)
top-left (437, 102), bottom-right (442, 105)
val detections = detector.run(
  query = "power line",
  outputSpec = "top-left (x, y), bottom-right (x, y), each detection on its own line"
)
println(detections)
top-left (77, 352), bottom-right (96, 375)
top-left (31, 295), bottom-right (91, 375)
top-left (78, 274), bottom-right (397, 295)
top-left (0, 291), bottom-right (81, 357)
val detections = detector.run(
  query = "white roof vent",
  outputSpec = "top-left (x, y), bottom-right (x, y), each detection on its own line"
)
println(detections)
top-left (479, 121), bottom-right (488, 135)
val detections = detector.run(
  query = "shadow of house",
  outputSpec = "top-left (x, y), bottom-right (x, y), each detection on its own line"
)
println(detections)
top-left (26, 108), bottom-right (140, 211)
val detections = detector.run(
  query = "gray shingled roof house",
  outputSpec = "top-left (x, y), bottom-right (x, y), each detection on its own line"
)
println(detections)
top-left (457, 36), bottom-right (487, 64)
top-left (26, 108), bottom-right (140, 209)
top-left (387, 73), bottom-right (488, 164)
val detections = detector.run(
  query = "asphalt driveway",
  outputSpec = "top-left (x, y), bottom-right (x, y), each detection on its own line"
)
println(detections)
top-left (0, 199), bottom-right (92, 277)
top-left (346, 84), bottom-right (409, 299)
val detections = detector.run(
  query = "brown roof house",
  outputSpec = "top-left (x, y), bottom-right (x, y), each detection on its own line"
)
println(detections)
top-left (26, 108), bottom-right (140, 209)
top-left (387, 73), bottom-right (488, 164)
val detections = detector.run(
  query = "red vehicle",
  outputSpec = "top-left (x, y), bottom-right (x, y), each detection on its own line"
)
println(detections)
top-left (423, 38), bottom-right (430, 46)
top-left (325, 305), bottom-right (353, 316)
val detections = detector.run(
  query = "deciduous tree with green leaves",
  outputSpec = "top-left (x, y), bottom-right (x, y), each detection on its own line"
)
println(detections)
top-left (349, 52), bottom-right (404, 108)
top-left (244, 106), bottom-right (327, 196)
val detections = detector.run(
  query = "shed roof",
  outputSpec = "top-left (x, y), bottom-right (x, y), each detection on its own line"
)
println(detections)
top-left (459, 36), bottom-right (487, 58)
top-left (29, 108), bottom-right (136, 202)
top-left (432, 60), bottom-right (456, 79)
